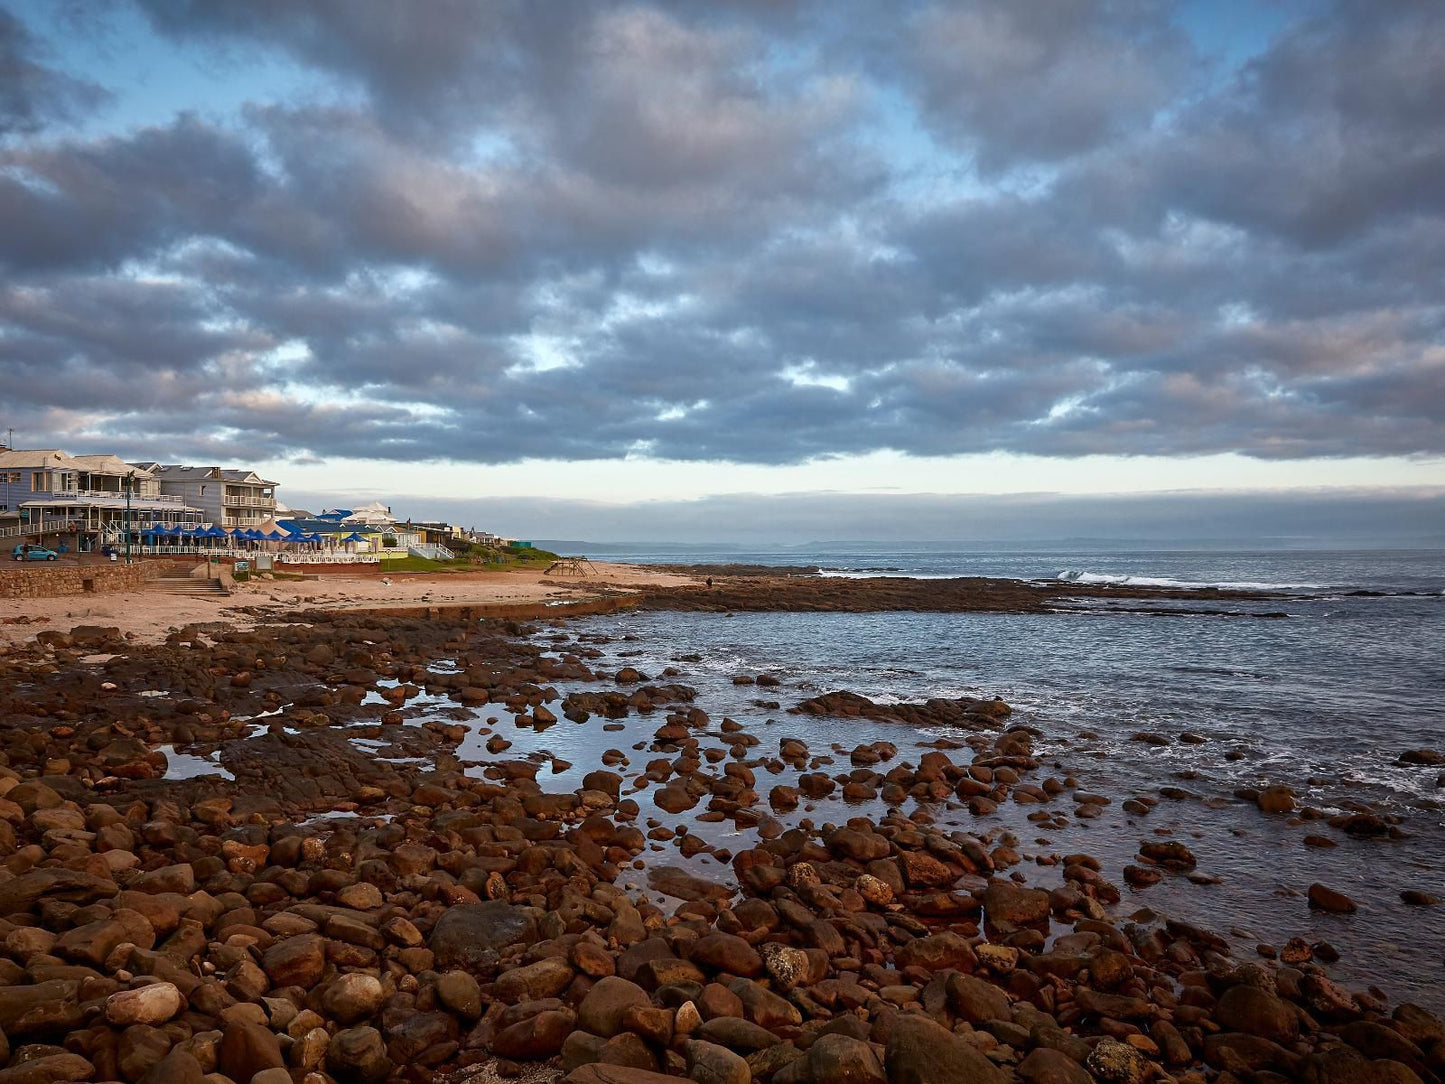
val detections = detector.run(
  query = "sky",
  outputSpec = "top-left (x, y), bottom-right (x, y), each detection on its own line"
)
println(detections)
top-left (1, 1), bottom-right (1442, 543)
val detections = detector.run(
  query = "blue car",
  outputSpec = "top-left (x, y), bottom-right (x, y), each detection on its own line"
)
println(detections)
top-left (12, 543), bottom-right (59, 561)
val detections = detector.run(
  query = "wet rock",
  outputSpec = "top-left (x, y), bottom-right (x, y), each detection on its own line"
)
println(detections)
top-left (436, 970), bottom-right (483, 1019)
top-left (137, 1050), bottom-right (204, 1084)
top-left (885, 1014), bottom-right (1006, 1084)
top-left (578, 976), bottom-right (652, 1038)
top-left (1397, 749), bottom-right (1443, 766)
top-left (800, 1033), bottom-right (886, 1084)
top-left (105, 982), bottom-right (183, 1027)
top-left (429, 901), bottom-right (538, 968)
top-left (981, 880), bottom-right (1049, 925)
top-left (1256, 785), bottom-right (1297, 813)
top-left (262, 934), bottom-right (326, 988)
top-left (564, 1067), bottom-right (689, 1084)
top-left (1017, 1048), bottom-right (1093, 1084)
top-left (946, 972), bottom-right (1010, 1023)
top-left (685, 1039), bottom-right (750, 1084)
top-left (1308, 883), bottom-right (1358, 913)
top-left (327, 1026), bottom-right (392, 1084)
top-left (1138, 840), bottom-right (1197, 870)
top-left (1085, 1038), bottom-right (1151, 1084)
top-left (0, 979), bottom-right (82, 1036)
top-left (492, 1008), bottom-right (577, 1058)
top-left (689, 932), bottom-right (763, 978)
top-left (218, 1021), bottom-right (284, 1083)
top-left (324, 973), bottom-right (386, 1024)
top-left (0, 1053), bottom-right (94, 1084)
top-left (1216, 984), bottom-right (1301, 1045)
top-left (696, 1016), bottom-right (781, 1052)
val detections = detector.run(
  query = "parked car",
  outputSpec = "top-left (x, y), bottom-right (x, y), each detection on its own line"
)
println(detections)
top-left (12, 543), bottom-right (59, 561)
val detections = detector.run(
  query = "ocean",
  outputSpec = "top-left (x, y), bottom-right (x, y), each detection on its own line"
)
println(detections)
top-left (518, 547), bottom-right (1445, 1005)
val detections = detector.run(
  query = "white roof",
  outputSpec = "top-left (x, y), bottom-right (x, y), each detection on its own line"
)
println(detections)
top-left (0, 449), bottom-right (153, 478)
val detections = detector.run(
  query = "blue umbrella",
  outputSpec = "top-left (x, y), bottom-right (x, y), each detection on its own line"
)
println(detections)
top-left (264, 530), bottom-right (286, 541)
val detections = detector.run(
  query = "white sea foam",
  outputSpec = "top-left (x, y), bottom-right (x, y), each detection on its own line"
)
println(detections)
top-left (1055, 569), bottom-right (1327, 591)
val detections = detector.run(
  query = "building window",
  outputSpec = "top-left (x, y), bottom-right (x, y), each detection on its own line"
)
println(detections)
top-left (31, 472), bottom-right (45, 492)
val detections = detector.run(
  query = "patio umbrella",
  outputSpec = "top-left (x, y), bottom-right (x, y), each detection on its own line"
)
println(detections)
top-left (264, 530), bottom-right (286, 541)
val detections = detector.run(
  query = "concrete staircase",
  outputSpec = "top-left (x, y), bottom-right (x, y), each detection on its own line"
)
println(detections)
top-left (149, 569), bottom-right (229, 598)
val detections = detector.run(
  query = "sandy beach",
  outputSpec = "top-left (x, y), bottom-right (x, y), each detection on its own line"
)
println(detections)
top-left (0, 561), bottom-right (700, 648)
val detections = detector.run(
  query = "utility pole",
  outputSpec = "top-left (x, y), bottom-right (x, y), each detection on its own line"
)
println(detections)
top-left (124, 470), bottom-right (134, 564)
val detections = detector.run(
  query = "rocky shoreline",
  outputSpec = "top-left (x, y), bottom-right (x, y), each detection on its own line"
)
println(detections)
top-left (633, 572), bottom-right (1291, 617)
top-left (0, 605), bottom-right (1438, 1084)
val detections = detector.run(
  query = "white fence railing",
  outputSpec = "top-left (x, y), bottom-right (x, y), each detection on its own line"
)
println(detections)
top-left (408, 544), bottom-right (455, 560)
top-left (0, 518), bottom-right (85, 539)
top-left (45, 490), bottom-right (186, 504)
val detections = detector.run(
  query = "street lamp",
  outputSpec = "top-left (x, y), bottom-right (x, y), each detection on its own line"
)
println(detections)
top-left (124, 470), bottom-right (134, 565)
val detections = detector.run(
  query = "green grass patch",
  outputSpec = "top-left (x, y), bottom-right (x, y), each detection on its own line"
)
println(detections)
top-left (378, 547), bottom-right (561, 574)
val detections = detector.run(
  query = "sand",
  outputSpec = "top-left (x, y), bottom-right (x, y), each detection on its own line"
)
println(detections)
top-left (0, 561), bottom-right (699, 648)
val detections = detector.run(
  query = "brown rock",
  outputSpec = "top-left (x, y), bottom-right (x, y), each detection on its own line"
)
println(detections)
top-left (492, 1008), bottom-right (576, 1058)
top-left (685, 1039), bottom-right (750, 1084)
top-left (428, 901), bottom-right (538, 969)
top-left (1216, 984), bottom-right (1301, 1045)
top-left (578, 976), bottom-right (652, 1038)
top-left (689, 932), bottom-right (763, 978)
top-left (495, 957), bottom-right (575, 1002)
top-left (323, 973), bottom-right (385, 1024)
top-left (262, 933), bottom-right (326, 988)
top-left (981, 880), bottom-right (1049, 925)
top-left (1017, 1048), bottom-right (1093, 1084)
top-left (0, 1054), bottom-right (95, 1084)
top-left (218, 1021), bottom-right (284, 1084)
top-left (1308, 883), bottom-right (1358, 913)
top-left (885, 1014), bottom-right (1007, 1084)
top-left (946, 972), bottom-right (1010, 1023)
top-left (327, 1026), bottom-right (392, 1084)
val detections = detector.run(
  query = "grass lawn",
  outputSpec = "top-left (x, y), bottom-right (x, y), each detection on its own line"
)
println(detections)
top-left (379, 546), bottom-right (560, 574)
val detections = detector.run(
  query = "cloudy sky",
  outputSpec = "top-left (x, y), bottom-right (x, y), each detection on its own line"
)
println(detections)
top-left (2, 1), bottom-right (1442, 542)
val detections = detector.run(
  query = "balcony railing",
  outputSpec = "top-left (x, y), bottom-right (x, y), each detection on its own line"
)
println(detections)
top-left (36, 490), bottom-right (186, 504)
top-left (223, 494), bottom-right (276, 508)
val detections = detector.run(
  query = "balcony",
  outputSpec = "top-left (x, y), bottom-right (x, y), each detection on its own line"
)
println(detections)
top-left (223, 494), bottom-right (276, 508)
top-left (41, 489), bottom-right (186, 504)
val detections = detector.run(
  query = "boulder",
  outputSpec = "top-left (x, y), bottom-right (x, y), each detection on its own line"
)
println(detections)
top-left (0, 1054), bottom-right (94, 1084)
top-left (802, 1033), bottom-right (886, 1084)
top-left (946, 972), bottom-right (1010, 1023)
top-left (327, 1026), bottom-right (392, 1084)
top-left (492, 1009), bottom-right (576, 1058)
top-left (323, 973), bottom-right (386, 1025)
top-left (495, 957), bottom-right (575, 1002)
top-left (1216, 985), bottom-right (1301, 1045)
top-left (981, 880), bottom-right (1049, 925)
top-left (105, 983), bottom-right (183, 1027)
top-left (685, 1039), bottom-right (750, 1084)
top-left (262, 934), bottom-right (326, 988)
top-left (429, 901), bottom-right (538, 969)
top-left (885, 1014), bottom-right (1007, 1084)
top-left (689, 933), bottom-right (763, 978)
top-left (1017, 1048), bottom-right (1093, 1084)
top-left (1308, 883), bottom-right (1358, 913)
top-left (218, 1021), bottom-right (284, 1084)
top-left (578, 976), bottom-right (652, 1038)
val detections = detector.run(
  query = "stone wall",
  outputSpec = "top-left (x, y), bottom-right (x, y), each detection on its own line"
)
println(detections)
top-left (0, 561), bottom-right (157, 600)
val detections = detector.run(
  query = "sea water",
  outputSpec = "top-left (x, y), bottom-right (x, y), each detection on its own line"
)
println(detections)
top-left (533, 547), bottom-right (1445, 1005)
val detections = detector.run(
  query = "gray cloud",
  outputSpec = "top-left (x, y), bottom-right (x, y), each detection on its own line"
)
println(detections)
top-left (0, 7), bottom-right (108, 136)
top-left (1, 0), bottom-right (1443, 469)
